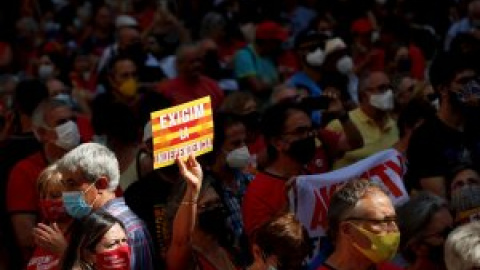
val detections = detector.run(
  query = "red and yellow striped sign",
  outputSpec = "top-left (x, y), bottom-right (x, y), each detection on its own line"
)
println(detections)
top-left (150, 96), bottom-right (214, 169)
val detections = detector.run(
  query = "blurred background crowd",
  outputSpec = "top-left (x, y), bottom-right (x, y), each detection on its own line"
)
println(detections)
top-left (1, 0), bottom-right (480, 269)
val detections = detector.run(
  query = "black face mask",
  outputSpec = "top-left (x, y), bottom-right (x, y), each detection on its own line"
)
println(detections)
top-left (197, 205), bottom-right (231, 246)
top-left (286, 135), bottom-right (316, 164)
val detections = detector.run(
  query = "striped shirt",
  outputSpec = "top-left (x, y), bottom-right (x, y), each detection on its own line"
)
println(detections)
top-left (102, 198), bottom-right (155, 270)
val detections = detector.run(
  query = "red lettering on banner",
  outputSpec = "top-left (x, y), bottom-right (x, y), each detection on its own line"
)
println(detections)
top-left (361, 160), bottom-right (403, 197)
top-left (310, 183), bottom-right (341, 230)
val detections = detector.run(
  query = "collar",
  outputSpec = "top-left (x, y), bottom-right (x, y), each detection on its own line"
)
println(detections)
top-left (355, 108), bottom-right (394, 132)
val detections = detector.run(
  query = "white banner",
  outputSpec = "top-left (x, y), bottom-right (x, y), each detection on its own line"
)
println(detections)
top-left (289, 149), bottom-right (409, 263)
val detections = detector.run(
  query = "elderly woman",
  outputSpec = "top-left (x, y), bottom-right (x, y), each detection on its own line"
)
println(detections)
top-left (395, 192), bottom-right (453, 270)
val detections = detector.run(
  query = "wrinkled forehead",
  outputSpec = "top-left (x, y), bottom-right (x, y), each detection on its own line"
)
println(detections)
top-left (353, 188), bottom-right (395, 219)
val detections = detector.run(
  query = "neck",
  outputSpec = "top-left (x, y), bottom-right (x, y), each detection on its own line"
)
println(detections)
top-left (360, 104), bottom-right (386, 127)
top-left (327, 244), bottom-right (373, 270)
top-left (303, 66), bottom-right (322, 82)
top-left (266, 155), bottom-right (303, 178)
top-left (20, 115), bottom-right (33, 133)
top-left (93, 191), bottom-right (117, 209)
top-left (44, 144), bottom-right (66, 163)
top-left (212, 160), bottom-right (235, 184)
top-left (438, 101), bottom-right (464, 130)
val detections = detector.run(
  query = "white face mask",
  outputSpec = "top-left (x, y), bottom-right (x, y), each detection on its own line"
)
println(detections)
top-left (55, 120), bottom-right (81, 150)
top-left (336, 56), bottom-right (354, 75)
top-left (369, 89), bottom-right (394, 111)
top-left (306, 48), bottom-right (325, 67)
top-left (38, 65), bottom-right (54, 79)
top-left (226, 146), bottom-right (251, 169)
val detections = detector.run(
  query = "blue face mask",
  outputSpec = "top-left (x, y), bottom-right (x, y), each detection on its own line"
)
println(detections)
top-left (62, 183), bottom-right (96, 219)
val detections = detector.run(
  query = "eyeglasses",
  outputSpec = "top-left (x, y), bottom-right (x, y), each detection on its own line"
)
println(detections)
top-left (346, 216), bottom-right (398, 231)
top-left (282, 126), bottom-right (316, 138)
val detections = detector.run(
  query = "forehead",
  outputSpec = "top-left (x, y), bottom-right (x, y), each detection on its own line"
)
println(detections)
top-left (453, 169), bottom-right (480, 182)
top-left (225, 123), bottom-right (246, 138)
top-left (284, 110), bottom-right (311, 130)
top-left (425, 207), bottom-right (453, 233)
top-left (45, 105), bottom-right (72, 123)
top-left (355, 189), bottom-right (395, 219)
top-left (102, 223), bottom-right (126, 241)
top-left (367, 72), bottom-right (390, 87)
top-left (114, 60), bottom-right (136, 73)
top-left (453, 69), bottom-right (476, 81)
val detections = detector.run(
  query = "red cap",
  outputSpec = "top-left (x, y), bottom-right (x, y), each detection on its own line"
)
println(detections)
top-left (256, 21), bottom-right (288, 41)
top-left (351, 18), bottom-right (373, 34)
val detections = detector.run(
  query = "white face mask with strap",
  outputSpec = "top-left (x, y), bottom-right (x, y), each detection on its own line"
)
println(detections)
top-left (225, 146), bottom-right (251, 169)
top-left (54, 120), bottom-right (81, 150)
top-left (306, 48), bottom-right (325, 67)
top-left (369, 89), bottom-right (394, 111)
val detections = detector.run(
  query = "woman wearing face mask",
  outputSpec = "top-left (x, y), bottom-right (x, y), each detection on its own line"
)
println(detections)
top-left (167, 155), bottom-right (239, 270)
top-left (28, 164), bottom-right (71, 270)
top-left (248, 212), bottom-right (310, 270)
top-left (205, 113), bottom-right (254, 266)
top-left (446, 164), bottom-right (480, 225)
top-left (394, 192), bottom-right (453, 270)
top-left (61, 210), bottom-right (130, 270)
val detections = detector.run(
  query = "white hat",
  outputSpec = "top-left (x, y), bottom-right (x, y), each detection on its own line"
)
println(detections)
top-left (115, 15), bottom-right (138, 29)
top-left (324, 38), bottom-right (347, 56)
top-left (143, 121), bottom-right (152, 142)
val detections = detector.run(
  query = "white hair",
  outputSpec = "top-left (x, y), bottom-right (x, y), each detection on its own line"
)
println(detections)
top-left (445, 222), bottom-right (480, 270)
top-left (57, 143), bottom-right (120, 191)
top-left (32, 98), bottom-right (69, 128)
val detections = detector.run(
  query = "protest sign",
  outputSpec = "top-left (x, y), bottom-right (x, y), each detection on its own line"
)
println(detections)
top-left (289, 149), bottom-right (409, 264)
top-left (150, 96), bottom-right (214, 169)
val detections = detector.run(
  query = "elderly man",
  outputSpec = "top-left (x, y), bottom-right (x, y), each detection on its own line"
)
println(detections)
top-left (57, 143), bottom-right (155, 270)
top-left (6, 98), bottom-right (82, 266)
top-left (157, 43), bottom-right (224, 110)
top-left (445, 222), bottom-right (480, 270)
top-left (327, 71), bottom-right (398, 168)
top-left (318, 179), bottom-right (401, 270)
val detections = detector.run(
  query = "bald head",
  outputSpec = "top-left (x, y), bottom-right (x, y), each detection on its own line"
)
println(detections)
top-left (176, 43), bottom-right (203, 78)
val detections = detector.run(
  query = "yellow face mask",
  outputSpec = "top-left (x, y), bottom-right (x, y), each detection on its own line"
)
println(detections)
top-left (118, 78), bottom-right (138, 98)
top-left (350, 222), bottom-right (400, 263)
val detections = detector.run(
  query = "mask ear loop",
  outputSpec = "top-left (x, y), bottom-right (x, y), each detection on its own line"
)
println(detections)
top-left (83, 180), bottom-right (100, 208)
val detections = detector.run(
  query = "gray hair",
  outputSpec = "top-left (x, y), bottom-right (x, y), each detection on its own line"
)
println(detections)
top-left (396, 191), bottom-right (448, 260)
top-left (445, 222), bottom-right (480, 270)
top-left (56, 143), bottom-right (120, 191)
top-left (32, 98), bottom-right (70, 128)
top-left (327, 179), bottom-right (385, 241)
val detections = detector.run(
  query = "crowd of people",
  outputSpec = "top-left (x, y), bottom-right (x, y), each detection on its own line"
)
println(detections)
top-left (1, 0), bottom-right (480, 269)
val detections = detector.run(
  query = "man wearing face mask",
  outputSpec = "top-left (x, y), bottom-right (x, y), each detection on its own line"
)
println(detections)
top-left (327, 71), bottom-right (398, 168)
top-left (234, 21), bottom-right (286, 98)
top-left (207, 113), bottom-right (253, 265)
top-left (6, 98), bottom-right (82, 266)
top-left (318, 179), bottom-right (401, 270)
top-left (242, 102), bottom-right (317, 238)
top-left (406, 53), bottom-right (480, 197)
top-left (56, 143), bottom-right (155, 270)
top-left (288, 29), bottom-right (328, 125)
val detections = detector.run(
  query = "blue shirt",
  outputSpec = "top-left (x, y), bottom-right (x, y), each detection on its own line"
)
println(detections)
top-left (445, 18), bottom-right (475, 50)
top-left (102, 198), bottom-right (155, 270)
top-left (287, 71), bottom-right (323, 125)
top-left (234, 44), bottom-right (279, 86)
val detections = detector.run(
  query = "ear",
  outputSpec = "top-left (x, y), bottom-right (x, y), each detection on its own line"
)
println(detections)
top-left (251, 244), bottom-right (263, 261)
top-left (271, 137), bottom-right (288, 152)
top-left (82, 249), bottom-right (96, 266)
top-left (95, 176), bottom-right (109, 191)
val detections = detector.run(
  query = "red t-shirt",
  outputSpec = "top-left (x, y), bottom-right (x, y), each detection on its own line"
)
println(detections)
top-left (307, 129), bottom-right (341, 174)
top-left (7, 151), bottom-right (47, 213)
top-left (242, 171), bottom-right (288, 237)
top-left (317, 262), bottom-right (403, 270)
top-left (27, 247), bottom-right (60, 270)
top-left (157, 75), bottom-right (225, 110)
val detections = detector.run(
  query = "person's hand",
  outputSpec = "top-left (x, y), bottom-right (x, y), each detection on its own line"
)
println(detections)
top-left (323, 89), bottom-right (345, 118)
top-left (33, 223), bottom-right (67, 255)
top-left (176, 155), bottom-right (203, 193)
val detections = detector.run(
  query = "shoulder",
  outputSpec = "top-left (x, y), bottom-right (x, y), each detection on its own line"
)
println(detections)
top-left (11, 151), bottom-right (45, 172)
